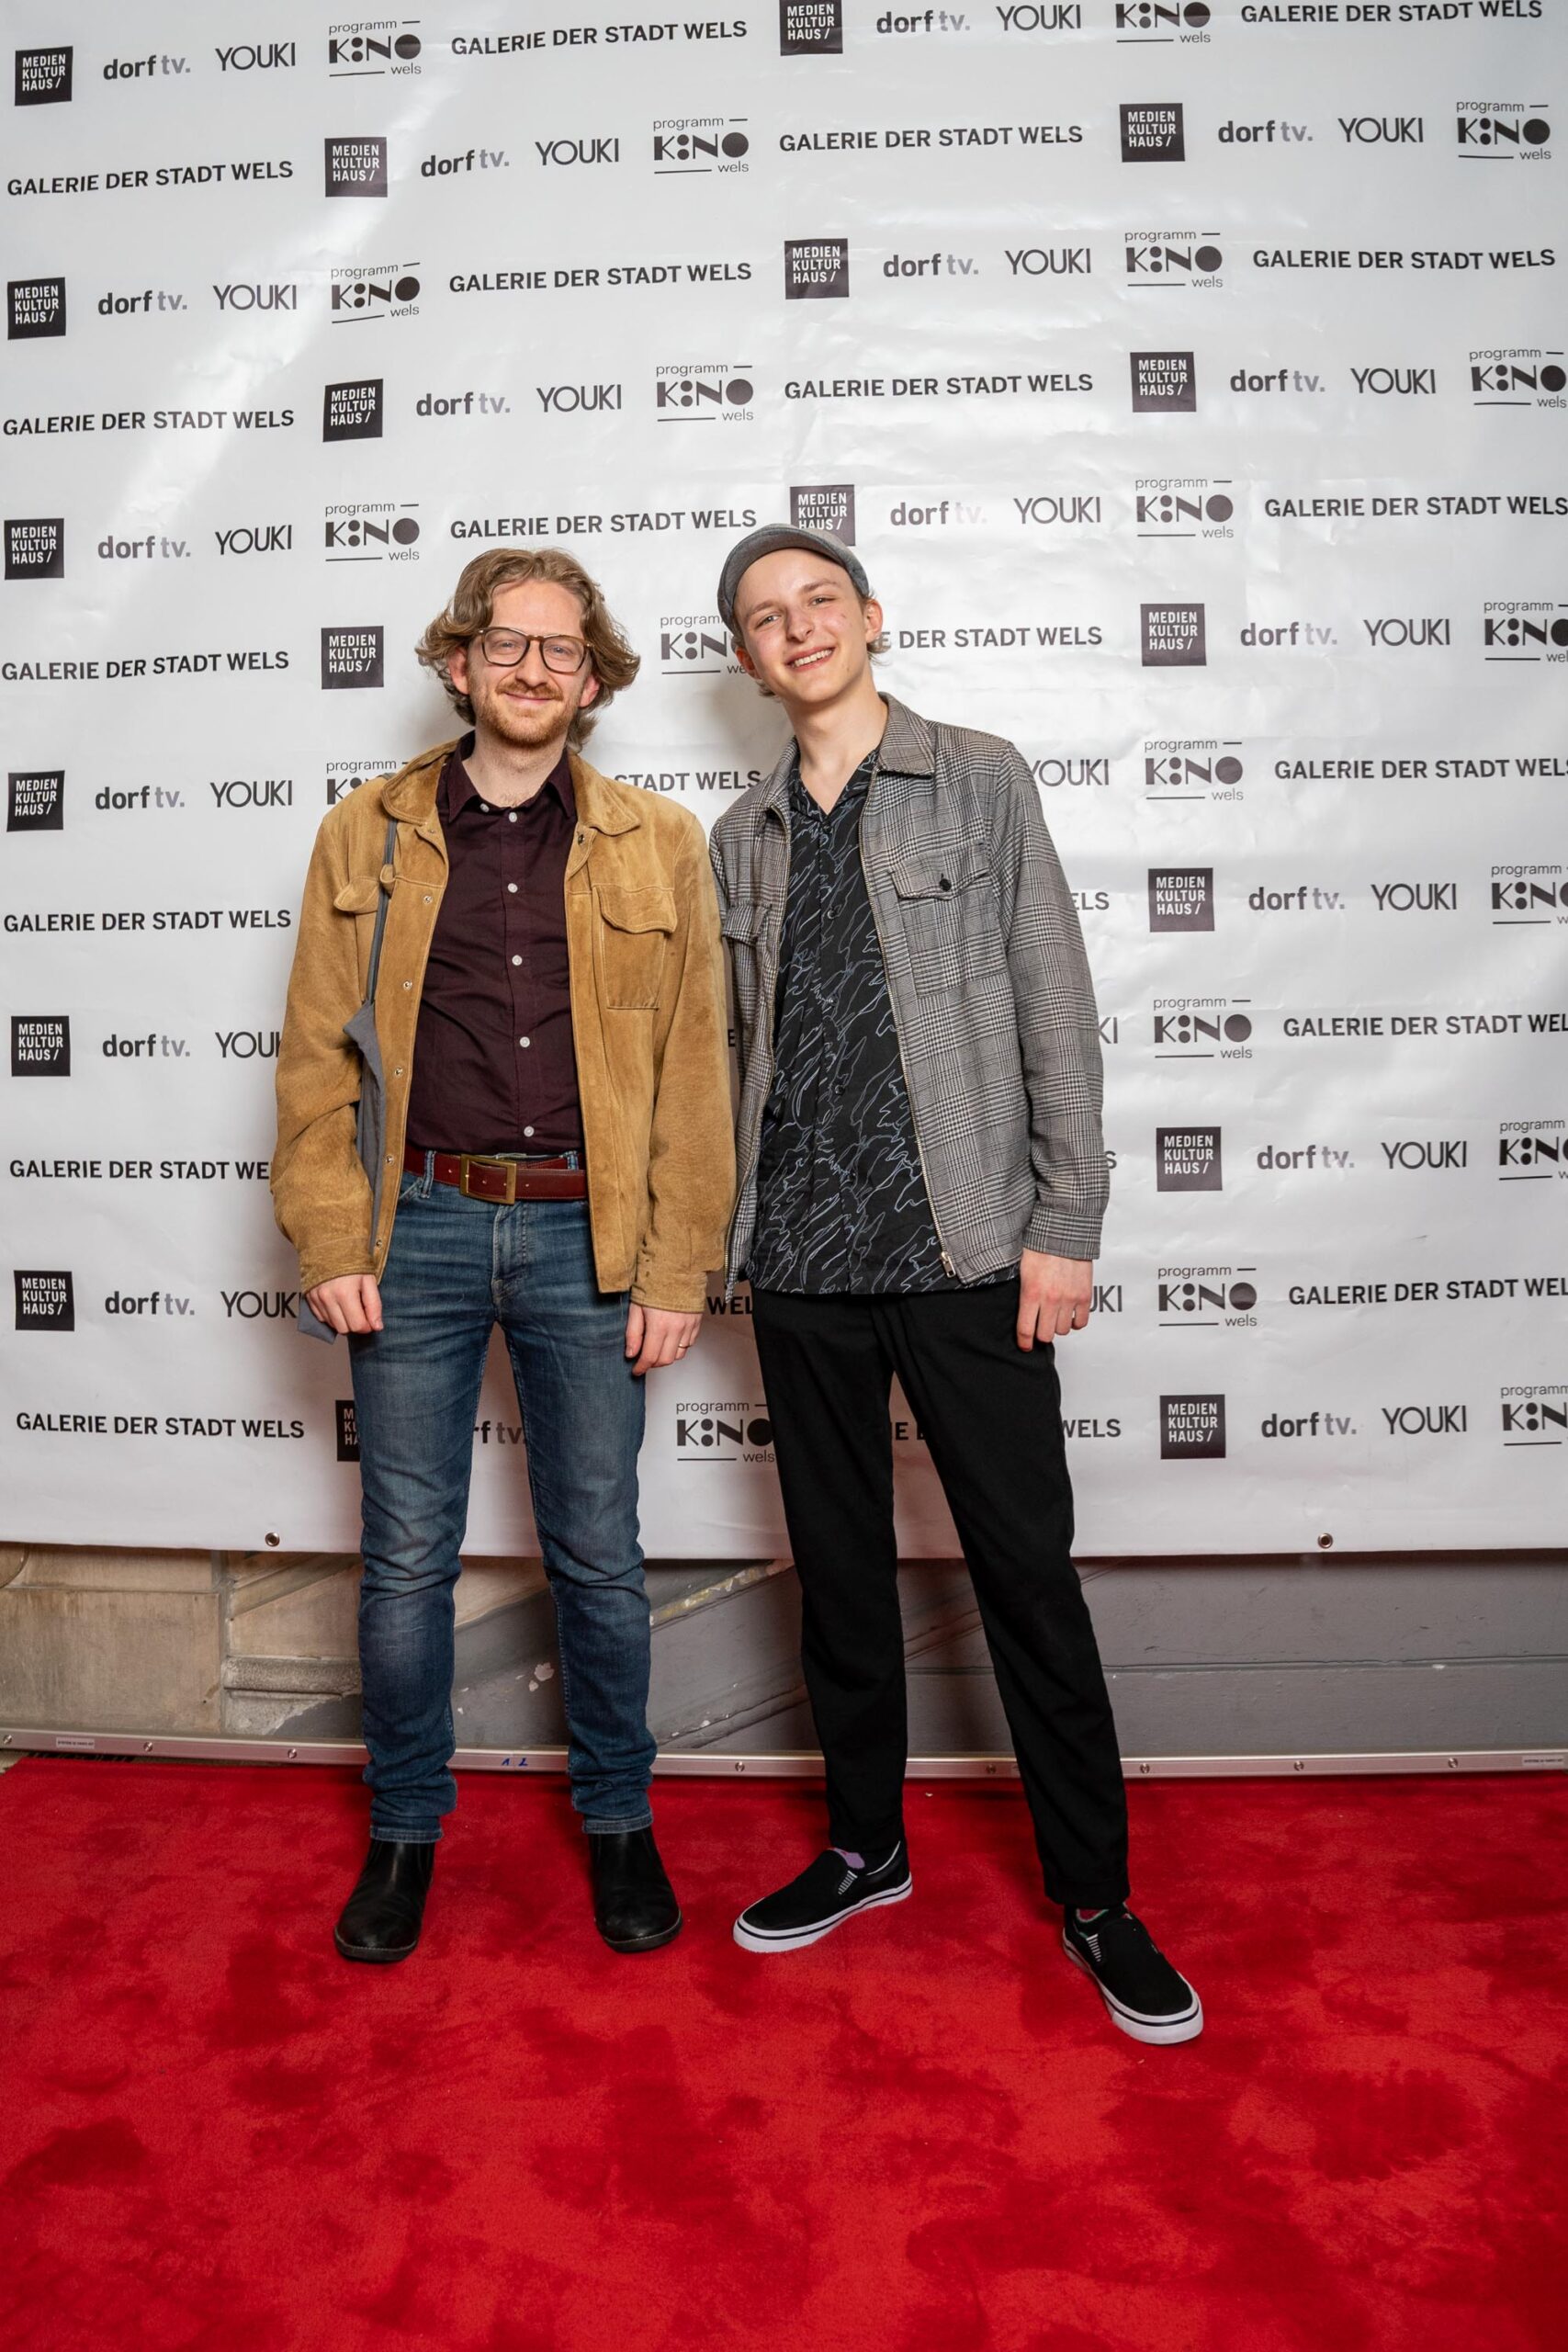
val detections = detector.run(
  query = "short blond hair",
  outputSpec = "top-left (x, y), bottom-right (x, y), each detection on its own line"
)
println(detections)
top-left (416, 546), bottom-right (640, 744)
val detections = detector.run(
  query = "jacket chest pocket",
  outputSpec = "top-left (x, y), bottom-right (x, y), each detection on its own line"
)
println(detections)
top-left (333, 870), bottom-right (388, 1001)
top-left (719, 896), bottom-right (770, 1035)
top-left (888, 849), bottom-right (1005, 996)
top-left (597, 881), bottom-right (676, 1010)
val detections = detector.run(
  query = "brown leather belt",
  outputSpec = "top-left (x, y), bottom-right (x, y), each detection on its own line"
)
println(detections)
top-left (404, 1144), bottom-right (587, 1204)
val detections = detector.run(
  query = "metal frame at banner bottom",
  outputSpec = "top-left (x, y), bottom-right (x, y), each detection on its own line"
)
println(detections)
top-left (3, 1730), bottom-right (1564, 1778)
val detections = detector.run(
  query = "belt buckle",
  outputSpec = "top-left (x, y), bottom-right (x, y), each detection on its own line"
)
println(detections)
top-left (459, 1155), bottom-right (517, 1204)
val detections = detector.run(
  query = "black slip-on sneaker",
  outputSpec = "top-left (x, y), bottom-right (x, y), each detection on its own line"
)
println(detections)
top-left (733, 1841), bottom-right (912, 1954)
top-left (1062, 1905), bottom-right (1203, 2044)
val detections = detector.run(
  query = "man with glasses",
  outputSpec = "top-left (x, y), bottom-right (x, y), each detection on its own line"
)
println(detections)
top-left (274, 548), bottom-right (734, 1963)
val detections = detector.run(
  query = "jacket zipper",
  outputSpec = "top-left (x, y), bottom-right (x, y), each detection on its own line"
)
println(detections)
top-left (858, 815), bottom-right (957, 1278)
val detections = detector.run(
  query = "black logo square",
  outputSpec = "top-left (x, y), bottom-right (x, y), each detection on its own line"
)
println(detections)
top-left (11, 1015), bottom-right (70, 1076)
top-left (1161, 1393), bottom-right (1225, 1459)
top-left (321, 626), bottom-right (385, 689)
top-left (1142, 603), bottom-right (1206, 666)
top-left (8, 768), bottom-right (64, 831)
top-left (323, 379), bottom-right (384, 441)
top-left (325, 136), bottom-right (389, 198)
top-left (6, 517), bottom-right (64, 579)
top-left (1121, 103), bottom-right (1185, 162)
top-left (779, 0), bottom-right (843, 52)
top-left (335, 1399), bottom-right (360, 1461)
top-left (1156, 1125), bottom-right (1223, 1192)
top-left (15, 46), bottom-right (72, 105)
top-left (784, 238), bottom-right (850, 300)
top-left (15, 1270), bottom-right (74, 1331)
top-left (1147, 866), bottom-right (1213, 932)
top-left (8, 277), bottom-right (66, 339)
top-left (790, 484), bottom-right (856, 542)
top-left (1130, 351), bottom-right (1196, 413)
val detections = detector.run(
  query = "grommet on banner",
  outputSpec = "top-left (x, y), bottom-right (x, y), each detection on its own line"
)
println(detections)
top-left (1317, 1534), bottom-right (1334, 1550)
top-left (265, 1532), bottom-right (281, 1549)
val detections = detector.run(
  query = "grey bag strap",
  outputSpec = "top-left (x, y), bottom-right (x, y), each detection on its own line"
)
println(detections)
top-left (362, 816), bottom-right (399, 1007)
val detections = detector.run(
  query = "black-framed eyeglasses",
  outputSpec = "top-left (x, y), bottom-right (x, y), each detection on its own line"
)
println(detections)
top-left (474, 628), bottom-right (590, 675)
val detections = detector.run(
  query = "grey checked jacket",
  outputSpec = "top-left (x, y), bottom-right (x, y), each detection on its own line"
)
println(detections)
top-left (709, 695), bottom-right (1109, 1292)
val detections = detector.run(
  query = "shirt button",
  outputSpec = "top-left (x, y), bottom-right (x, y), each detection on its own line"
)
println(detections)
top-left (508, 811), bottom-right (518, 823)
top-left (524, 1125), bottom-right (535, 1138)
top-left (401, 980), bottom-right (412, 990)
top-left (511, 954), bottom-right (523, 966)
top-left (518, 1036), bottom-right (531, 1048)
top-left (507, 882), bottom-right (518, 894)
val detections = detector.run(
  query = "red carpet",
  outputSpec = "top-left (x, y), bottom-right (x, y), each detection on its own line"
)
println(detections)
top-left (1, 1760), bottom-right (1563, 2352)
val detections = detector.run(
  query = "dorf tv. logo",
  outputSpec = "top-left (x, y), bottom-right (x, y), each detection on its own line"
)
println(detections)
top-left (791, 484), bottom-right (856, 541)
top-left (1142, 603), bottom-right (1206, 665)
top-left (1131, 351), bottom-right (1196, 413)
top-left (321, 626), bottom-right (385, 689)
top-left (8, 768), bottom-right (64, 830)
top-left (1160, 1393), bottom-right (1225, 1459)
top-left (779, 0), bottom-right (843, 53)
top-left (5, 518), bottom-right (63, 579)
top-left (15, 46), bottom-right (72, 104)
top-left (785, 239), bottom-right (850, 299)
top-left (1156, 1125), bottom-right (1223, 1191)
top-left (11, 1015), bottom-right (70, 1076)
top-left (1121, 103), bottom-right (1185, 162)
top-left (15, 1270), bottom-right (74, 1332)
top-left (1148, 866), bottom-right (1214, 932)
top-left (324, 136), bottom-right (389, 198)
top-left (8, 276), bottom-right (65, 338)
top-left (323, 379), bottom-right (384, 441)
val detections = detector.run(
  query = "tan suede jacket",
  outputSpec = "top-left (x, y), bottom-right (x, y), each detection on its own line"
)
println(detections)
top-left (272, 740), bottom-right (735, 1313)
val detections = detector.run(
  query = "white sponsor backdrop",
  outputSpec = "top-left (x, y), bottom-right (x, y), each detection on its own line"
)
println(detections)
top-left (4, 4), bottom-right (1565, 1558)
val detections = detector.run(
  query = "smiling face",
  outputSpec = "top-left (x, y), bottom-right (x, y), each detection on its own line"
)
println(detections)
top-left (446, 577), bottom-right (600, 753)
top-left (731, 548), bottom-right (883, 711)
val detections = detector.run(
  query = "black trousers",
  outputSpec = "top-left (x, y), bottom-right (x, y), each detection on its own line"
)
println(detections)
top-left (751, 1280), bottom-right (1130, 1909)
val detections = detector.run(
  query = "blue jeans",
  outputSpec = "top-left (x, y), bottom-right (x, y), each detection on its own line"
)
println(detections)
top-left (348, 1158), bottom-right (655, 1842)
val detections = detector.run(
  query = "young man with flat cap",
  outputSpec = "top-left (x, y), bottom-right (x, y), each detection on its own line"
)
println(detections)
top-left (274, 548), bottom-right (734, 1964)
top-left (707, 525), bottom-right (1201, 2043)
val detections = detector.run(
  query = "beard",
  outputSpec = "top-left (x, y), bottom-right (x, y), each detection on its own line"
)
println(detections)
top-left (471, 673), bottom-right (575, 747)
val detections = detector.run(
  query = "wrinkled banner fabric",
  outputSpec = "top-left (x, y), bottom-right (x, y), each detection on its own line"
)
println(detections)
top-left (4, 5), bottom-right (1564, 1555)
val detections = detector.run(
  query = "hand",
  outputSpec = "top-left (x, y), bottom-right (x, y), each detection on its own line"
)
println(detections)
top-left (305, 1273), bottom-right (384, 1336)
top-left (1015, 1250), bottom-right (1092, 1350)
top-left (625, 1304), bottom-right (702, 1376)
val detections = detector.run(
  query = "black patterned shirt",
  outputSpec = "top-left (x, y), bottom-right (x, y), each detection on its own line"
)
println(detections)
top-left (749, 751), bottom-right (1001, 1295)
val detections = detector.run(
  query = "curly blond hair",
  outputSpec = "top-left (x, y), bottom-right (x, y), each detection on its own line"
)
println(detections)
top-left (416, 547), bottom-right (640, 744)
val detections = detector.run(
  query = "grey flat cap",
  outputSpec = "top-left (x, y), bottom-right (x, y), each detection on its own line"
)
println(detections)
top-left (716, 524), bottom-right (872, 635)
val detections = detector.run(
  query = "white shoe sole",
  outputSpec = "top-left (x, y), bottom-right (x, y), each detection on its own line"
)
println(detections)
top-left (733, 1875), bottom-right (913, 1953)
top-left (1062, 1932), bottom-right (1204, 2045)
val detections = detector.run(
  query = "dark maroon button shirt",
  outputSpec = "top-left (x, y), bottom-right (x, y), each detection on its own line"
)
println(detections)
top-left (405, 735), bottom-right (584, 1157)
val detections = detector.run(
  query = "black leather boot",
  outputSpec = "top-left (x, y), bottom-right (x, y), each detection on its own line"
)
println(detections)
top-left (589, 1827), bottom-right (682, 1953)
top-left (333, 1838), bottom-right (436, 1963)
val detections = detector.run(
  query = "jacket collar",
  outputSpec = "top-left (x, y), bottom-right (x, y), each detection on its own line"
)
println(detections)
top-left (755, 692), bottom-right (936, 815)
top-left (379, 738), bottom-right (639, 839)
